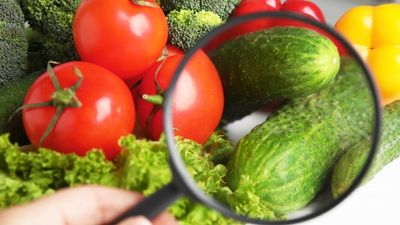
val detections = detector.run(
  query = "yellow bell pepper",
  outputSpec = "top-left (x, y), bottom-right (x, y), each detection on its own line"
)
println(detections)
top-left (335, 4), bottom-right (400, 106)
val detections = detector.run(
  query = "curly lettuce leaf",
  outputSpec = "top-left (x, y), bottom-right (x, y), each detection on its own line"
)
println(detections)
top-left (218, 175), bottom-right (285, 220)
top-left (203, 131), bottom-right (235, 164)
top-left (117, 134), bottom-right (241, 225)
top-left (0, 133), bottom-right (242, 224)
top-left (0, 172), bottom-right (54, 207)
top-left (117, 135), bottom-right (172, 195)
top-left (0, 134), bottom-right (117, 190)
top-left (64, 150), bottom-right (117, 187)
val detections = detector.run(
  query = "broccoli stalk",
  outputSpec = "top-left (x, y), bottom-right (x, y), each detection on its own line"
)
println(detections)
top-left (167, 10), bottom-right (223, 51)
top-left (0, 0), bottom-right (29, 87)
top-left (19, 0), bottom-right (80, 68)
top-left (160, 0), bottom-right (241, 21)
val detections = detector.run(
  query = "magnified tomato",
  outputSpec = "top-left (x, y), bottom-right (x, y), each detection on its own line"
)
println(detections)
top-left (22, 62), bottom-right (135, 160)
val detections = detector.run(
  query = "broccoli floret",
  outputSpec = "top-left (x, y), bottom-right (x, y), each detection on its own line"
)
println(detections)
top-left (0, 0), bottom-right (29, 87)
top-left (167, 10), bottom-right (223, 51)
top-left (19, 0), bottom-right (80, 65)
top-left (160, 0), bottom-right (241, 20)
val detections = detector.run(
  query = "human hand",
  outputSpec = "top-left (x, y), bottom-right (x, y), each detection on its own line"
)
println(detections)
top-left (0, 185), bottom-right (178, 225)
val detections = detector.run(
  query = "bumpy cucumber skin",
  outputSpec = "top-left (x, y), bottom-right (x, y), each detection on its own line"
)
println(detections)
top-left (331, 101), bottom-right (400, 198)
top-left (210, 27), bottom-right (340, 122)
top-left (0, 71), bottom-right (42, 144)
top-left (227, 60), bottom-right (374, 217)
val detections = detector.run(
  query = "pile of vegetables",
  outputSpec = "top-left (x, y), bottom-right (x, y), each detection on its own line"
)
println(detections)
top-left (1, 0), bottom-right (400, 224)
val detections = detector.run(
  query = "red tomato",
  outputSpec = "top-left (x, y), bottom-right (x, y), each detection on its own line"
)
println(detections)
top-left (281, 0), bottom-right (325, 22)
top-left (232, 0), bottom-right (282, 35)
top-left (127, 45), bottom-right (183, 88)
top-left (135, 50), bottom-right (224, 144)
top-left (278, 0), bottom-right (325, 27)
top-left (279, 1), bottom-right (347, 55)
top-left (165, 44), bottom-right (185, 56)
top-left (73, 0), bottom-right (168, 84)
top-left (204, 0), bottom-right (281, 51)
top-left (22, 62), bottom-right (135, 160)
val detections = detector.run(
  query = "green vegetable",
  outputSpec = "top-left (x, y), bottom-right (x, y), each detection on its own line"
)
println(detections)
top-left (19, 0), bottom-right (80, 65)
top-left (203, 130), bottom-right (235, 164)
top-left (331, 100), bottom-right (400, 198)
top-left (160, 0), bottom-right (240, 21)
top-left (167, 9), bottom-right (223, 51)
top-left (0, 133), bottom-right (240, 225)
top-left (0, 0), bottom-right (28, 87)
top-left (118, 135), bottom-right (240, 225)
top-left (0, 71), bottom-right (43, 144)
top-left (226, 59), bottom-right (374, 220)
top-left (0, 171), bottom-right (54, 207)
top-left (0, 134), bottom-right (117, 190)
top-left (210, 27), bottom-right (341, 122)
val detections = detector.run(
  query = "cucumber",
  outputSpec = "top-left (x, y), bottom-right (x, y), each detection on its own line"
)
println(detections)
top-left (210, 26), bottom-right (340, 122)
top-left (331, 101), bottom-right (400, 198)
top-left (0, 71), bottom-right (42, 144)
top-left (226, 60), bottom-right (374, 219)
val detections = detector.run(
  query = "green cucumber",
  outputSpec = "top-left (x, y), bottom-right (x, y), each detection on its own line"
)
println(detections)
top-left (331, 101), bottom-right (400, 198)
top-left (0, 71), bottom-right (42, 144)
top-left (226, 60), bottom-right (374, 219)
top-left (210, 26), bottom-right (340, 122)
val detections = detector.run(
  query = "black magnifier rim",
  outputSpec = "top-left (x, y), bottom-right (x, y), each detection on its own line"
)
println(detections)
top-left (163, 11), bottom-right (382, 225)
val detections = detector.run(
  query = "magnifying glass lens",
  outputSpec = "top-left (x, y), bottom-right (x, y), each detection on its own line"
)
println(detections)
top-left (158, 13), bottom-right (379, 224)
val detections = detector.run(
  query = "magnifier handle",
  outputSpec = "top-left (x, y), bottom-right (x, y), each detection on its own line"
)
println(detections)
top-left (109, 182), bottom-right (183, 225)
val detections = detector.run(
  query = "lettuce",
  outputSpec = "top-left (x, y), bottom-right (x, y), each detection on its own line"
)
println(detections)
top-left (0, 133), bottom-right (241, 225)
top-left (0, 172), bottom-right (54, 207)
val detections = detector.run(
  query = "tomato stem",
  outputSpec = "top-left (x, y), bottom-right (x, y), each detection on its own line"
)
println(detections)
top-left (39, 106), bottom-right (63, 145)
top-left (143, 94), bottom-right (163, 105)
top-left (131, 0), bottom-right (158, 8)
top-left (12, 62), bottom-right (84, 146)
top-left (156, 47), bottom-right (169, 62)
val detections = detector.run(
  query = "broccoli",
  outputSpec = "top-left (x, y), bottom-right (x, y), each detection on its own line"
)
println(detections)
top-left (167, 10), bottom-right (223, 51)
top-left (19, 0), bottom-right (80, 66)
top-left (160, 0), bottom-right (241, 21)
top-left (0, 0), bottom-right (28, 87)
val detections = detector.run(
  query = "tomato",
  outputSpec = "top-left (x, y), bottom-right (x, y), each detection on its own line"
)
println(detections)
top-left (277, 0), bottom-right (347, 55)
top-left (134, 49), bottom-right (224, 144)
top-left (232, 0), bottom-right (282, 35)
top-left (277, 0), bottom-right (325, 27)
top-left (73, 0), bottom-right (168, 85)
top-left (234, 0), bottom-right (281, 16)
top-left (204, 0), bottom-right (281, 51)
top-left (127, 45), bottom-right (183, 88)
top-left (164, 44), bottom-right (185, 56)
top-left (280, 0), bottom-right (325, 22)
top-left (22, 62), bottom-right (135, 160)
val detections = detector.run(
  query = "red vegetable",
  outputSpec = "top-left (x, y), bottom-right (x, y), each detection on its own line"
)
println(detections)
top-left (134, 48), bottom-right (224, 144)
top-left (73, 0), bottom-right (168, 85)
top-left (22, 62), bottom-right (135, 160)
top-left (204, 0), bottom-right (327, 51)
top-left (231, 0), bottom-right (281, 36)
top-left (277, 0), bottom-right (325, 27)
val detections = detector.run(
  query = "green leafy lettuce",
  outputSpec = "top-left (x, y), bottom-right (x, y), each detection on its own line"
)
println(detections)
top-left (0, 133), bottom-right (241, 225)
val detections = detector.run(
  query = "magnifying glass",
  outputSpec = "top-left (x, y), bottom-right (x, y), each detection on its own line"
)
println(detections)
top-left (111, 11), bottom-right (381, 224)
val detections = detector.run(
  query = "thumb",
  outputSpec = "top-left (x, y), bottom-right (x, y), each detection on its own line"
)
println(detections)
top-left (117, 216), bottom-right (152, 225)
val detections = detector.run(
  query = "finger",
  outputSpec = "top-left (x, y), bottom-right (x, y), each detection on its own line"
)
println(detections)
top-left (0, 185), bottom-right (143, 225)
top-left (153, 212), bottom-right (179, 225)
top-left (116, 216), bottom-right (152, 225)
